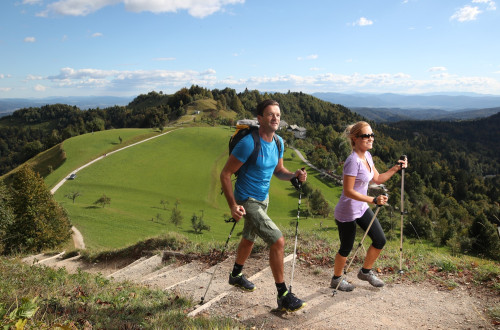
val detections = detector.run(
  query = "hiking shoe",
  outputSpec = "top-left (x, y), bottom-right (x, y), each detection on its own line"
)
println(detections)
top-left (277, 290), bottom-right (306, 312)
top-left (330, 276), bottom-right (355, 292)
top-left (228, 273), bottom-right (255, 291)
top-left (357, 269), bottom-right (385, 287)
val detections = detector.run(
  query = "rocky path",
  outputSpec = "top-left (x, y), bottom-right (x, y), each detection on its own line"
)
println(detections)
top-left (22, 252), bottom-right (498, 329)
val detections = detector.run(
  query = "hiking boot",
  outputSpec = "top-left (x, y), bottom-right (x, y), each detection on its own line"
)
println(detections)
top-left (330, 276), bottom-right (355, 291)
top-left (357, 269), bottom-right (385, 287)
top-left (228, 273), bottom-right (255, 291)
top-left (277, 290), bottom-right (306, 312)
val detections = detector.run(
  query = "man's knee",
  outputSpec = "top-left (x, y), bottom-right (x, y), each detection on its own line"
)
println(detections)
top-left (271, 236), bottom-right (285, 251)
top-left (240, 237), bottom-right (254, 249)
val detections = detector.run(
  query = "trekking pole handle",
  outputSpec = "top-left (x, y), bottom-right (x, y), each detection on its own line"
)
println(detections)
top-left (290, 167), bottom-right (306, 190)
top-left (374, 193), bottom-right (388, 207)
top-left (399, 155), bottom-right (407, 168)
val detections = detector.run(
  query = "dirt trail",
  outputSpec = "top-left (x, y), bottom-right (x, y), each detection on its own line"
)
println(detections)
top-left (24, 252), bottom-right (498, 329)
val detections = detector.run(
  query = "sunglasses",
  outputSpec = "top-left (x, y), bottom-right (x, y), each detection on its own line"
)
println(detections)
top-left (358, 133), bottom-right (375, 139)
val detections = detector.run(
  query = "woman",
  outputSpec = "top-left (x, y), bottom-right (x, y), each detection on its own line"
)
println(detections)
top-left (330, 121), bottom-right (408, 291)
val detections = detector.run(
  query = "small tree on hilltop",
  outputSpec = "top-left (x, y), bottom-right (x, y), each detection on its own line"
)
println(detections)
top-left (170, 199), bottom-right (183, 227)
top-left (65, 191), bottom-right (81, 204)
top-left (160, 199), bottom-right (169, 210)
top-left (191, 210), bottom-right (210, 234)
top-left (94, 194), bottom-right (111, 208)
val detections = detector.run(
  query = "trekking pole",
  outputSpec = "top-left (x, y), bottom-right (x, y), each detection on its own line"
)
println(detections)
top-left (398, 155), bottom-right (407, 275)
top-left (333, 196), bottom-right (386, 296)
top-left (200, 217), bottom-right (237, 305)
top-left (289, 167), bottom-right (305, 294)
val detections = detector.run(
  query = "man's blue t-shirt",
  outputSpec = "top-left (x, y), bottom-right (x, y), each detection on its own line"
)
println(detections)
top-left (232, 133), bottom-right (284, 201)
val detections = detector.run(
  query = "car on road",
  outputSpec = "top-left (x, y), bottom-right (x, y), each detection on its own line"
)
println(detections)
top-left (68, 173), bottom-right (77, 180)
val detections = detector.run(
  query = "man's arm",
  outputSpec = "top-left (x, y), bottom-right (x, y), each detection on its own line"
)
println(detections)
top-left (220, 155), bottom-right (246, 221)
top-left (273, 158), bottom-right (307, 182)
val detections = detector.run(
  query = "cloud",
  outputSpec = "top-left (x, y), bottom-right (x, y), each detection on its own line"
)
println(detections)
top-left (153, 57), bottom-right (176, 61)
top-left (38, 0), bottom-right (245, 18)
top-left (450, 5), bottom-right (481, 22)
top-left (0, 87), bottom-right (12, 92)
top-left (428, 66), bottom-right (447, 72)
top-left (472, 0), bottom-right (496, 10)
top-left (32, 67), bottom-right (500, 96)
top-left (91, 32), bottom-right (103, 37)
top-left (353, 17), bottom-right (373, 26)
top-left (26, 74), bottom-right (44, 80)
top-left (23, 0), bottom-right (42, 4)
top-left (24, 36), bottom-right (36, 42)
top-left (45, 67), bottom-right (219, 91)
top-left (200, 69), bottom-right (216, 75)
top-left (297, 54), bottom-right (318, 61)
top-left (34, 84), bottom-right (47, 91)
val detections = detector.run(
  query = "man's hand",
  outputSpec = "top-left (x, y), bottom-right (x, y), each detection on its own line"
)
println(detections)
top-left (231, 205), bottom-right (246, 221)
top-left (295, 168), bottom-right (307, 182)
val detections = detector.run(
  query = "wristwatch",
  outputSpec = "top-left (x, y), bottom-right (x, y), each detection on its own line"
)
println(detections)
top-left (373, 196), bottom-right (378, 205)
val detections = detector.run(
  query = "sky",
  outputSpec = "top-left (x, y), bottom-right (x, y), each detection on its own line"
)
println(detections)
top-left (1, 0), bottom-right (500, 98)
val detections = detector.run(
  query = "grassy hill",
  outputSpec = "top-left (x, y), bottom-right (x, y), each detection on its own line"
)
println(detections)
top-left (50, 126), bottom-right (341, 250)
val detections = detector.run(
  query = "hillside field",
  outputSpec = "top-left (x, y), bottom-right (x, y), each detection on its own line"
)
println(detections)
top-left (51, 127), bottom-right (342, 250)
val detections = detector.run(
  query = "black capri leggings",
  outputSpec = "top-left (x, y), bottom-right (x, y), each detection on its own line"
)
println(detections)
top-left (336, 208), bottom-right (386, 257)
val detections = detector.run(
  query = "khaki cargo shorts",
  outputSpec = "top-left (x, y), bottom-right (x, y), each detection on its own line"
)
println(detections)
top-left (238, 197), bottom-right (283, 245)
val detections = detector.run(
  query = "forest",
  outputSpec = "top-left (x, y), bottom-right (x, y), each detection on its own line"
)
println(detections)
top-left (0, 85), bottom-right (498, 260)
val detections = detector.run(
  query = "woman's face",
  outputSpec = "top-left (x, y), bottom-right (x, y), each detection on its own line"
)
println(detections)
top-left (354, 125), bottom-right (375, 151)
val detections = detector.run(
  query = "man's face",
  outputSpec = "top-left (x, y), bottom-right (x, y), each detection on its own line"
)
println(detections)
top-left (258, 105), bottom-right (281, 132)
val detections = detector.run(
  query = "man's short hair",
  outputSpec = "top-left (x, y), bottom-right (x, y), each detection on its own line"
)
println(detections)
top-left (256, 99), bottom-right (279, 117)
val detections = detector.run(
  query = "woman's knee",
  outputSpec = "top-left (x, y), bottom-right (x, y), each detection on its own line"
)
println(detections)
top-left (372, 237), bottom-right (386, 250)
top-left (338, 246), bottom-right (352, 257)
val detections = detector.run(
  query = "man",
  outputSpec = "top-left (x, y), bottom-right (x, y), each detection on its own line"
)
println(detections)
top-left (220, 99), bottom-right (307, 312)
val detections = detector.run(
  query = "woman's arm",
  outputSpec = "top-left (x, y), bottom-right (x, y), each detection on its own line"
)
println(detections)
top-left (343, 175), bottom-right (378, 204)
top-left (371, 158), bottom-right (408, 185)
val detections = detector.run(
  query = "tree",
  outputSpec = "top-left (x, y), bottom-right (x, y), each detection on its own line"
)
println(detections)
top-left (309, 189), bottom-right (332, 218)
top-left (94, 194), bottom-right (111, 208)
top-left (160, 199), bottom-right (169, 210)
top-left (5, 166), bottom-right (71, 254)
top-left (191, 210), bottom-right (210, 233)
top-left (230, 95), bottom-right (245, 114)
top-left (170, 199), bottom-right (183, 227)
top-left (65, 191), bottom-right (81, 204)
top-left (0, 182), bottom-right (14, 254)
top-left (468, 214), bottom-right (500, 260)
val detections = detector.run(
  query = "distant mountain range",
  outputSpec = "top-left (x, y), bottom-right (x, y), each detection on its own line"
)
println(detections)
top-left (0, 96), bottom-right (134, 114)
top-left (312, 92), bottom-right (500, 122)
top-left (2, 92), bottom-right (500, 122)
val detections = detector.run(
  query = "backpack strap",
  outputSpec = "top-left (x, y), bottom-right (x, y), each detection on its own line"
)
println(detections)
top-left (273, 134), bottom-right (282, 156)
top-left (247, 129), bottom-right (261, 166)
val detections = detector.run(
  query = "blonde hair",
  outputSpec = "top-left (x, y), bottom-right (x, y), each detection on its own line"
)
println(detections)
top-left (344, 121), bottom-right (370, 150)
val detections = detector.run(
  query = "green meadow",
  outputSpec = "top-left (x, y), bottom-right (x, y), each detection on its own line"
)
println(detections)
top-left (44, 128), bottom-right (163, 188)
top-left (52, 127), bottom-right (342, 250)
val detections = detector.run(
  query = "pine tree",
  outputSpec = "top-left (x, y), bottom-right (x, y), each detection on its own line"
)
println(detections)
top-left (0, 182), bottom-right (15, 254)
top-left (5, 166), bottom-right (71, 254)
